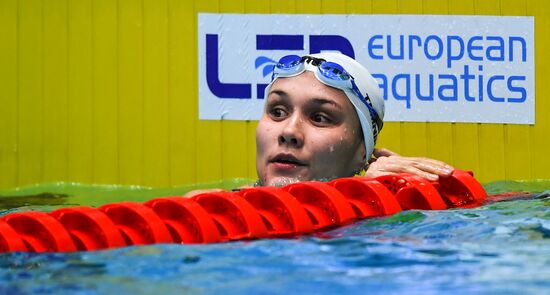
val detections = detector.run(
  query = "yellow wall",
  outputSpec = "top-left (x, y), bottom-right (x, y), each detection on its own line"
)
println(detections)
top-left (0, 0), bottom-right (548, 189)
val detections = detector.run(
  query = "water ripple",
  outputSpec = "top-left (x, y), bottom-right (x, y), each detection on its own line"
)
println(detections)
top-left (0, 197), bottom-right (549, 294)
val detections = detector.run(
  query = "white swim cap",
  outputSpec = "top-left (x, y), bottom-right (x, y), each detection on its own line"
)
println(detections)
top-left (265, 52), bottom-right (385, 160)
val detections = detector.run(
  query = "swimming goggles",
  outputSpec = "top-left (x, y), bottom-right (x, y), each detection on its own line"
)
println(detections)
top-left (271, 55), bottom-right (383, 142)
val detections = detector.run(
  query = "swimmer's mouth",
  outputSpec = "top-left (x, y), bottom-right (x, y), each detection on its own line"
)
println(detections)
top-left (270, 154), bottom-right (307, 166)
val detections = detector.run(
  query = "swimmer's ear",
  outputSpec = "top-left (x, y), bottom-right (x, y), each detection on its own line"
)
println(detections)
top-left (359, 141), bottom-right (367, 161)
top-left (352, 141), bottom-right (367, 174)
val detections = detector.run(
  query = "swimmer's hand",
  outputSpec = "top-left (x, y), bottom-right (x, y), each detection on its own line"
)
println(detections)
top-left (365, 148), bottom-right (454, 181)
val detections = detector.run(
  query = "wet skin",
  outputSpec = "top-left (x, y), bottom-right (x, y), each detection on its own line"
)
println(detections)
top-left (256, 72), bottom-right (366, 187)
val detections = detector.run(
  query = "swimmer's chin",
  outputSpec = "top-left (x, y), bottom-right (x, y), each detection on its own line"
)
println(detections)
top-left (262, 176), bottom-right (302, 187)
top-left (259, 174), bottom-right (343, 187)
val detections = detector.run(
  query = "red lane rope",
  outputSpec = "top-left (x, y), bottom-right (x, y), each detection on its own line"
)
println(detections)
top-left (0, 169), bottom-right (489, 253)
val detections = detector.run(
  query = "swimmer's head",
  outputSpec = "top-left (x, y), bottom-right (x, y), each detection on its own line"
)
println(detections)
top-left (265, 52), bottom-right (385, 161)
top-left (256, 53), bottom-right (385, 186)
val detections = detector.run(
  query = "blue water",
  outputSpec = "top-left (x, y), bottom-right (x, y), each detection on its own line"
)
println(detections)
top-left (1, 183), bottom-right (550, 294)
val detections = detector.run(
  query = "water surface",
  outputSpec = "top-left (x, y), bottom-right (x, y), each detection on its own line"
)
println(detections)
top-left (1, 180), bottom-right (549, 294)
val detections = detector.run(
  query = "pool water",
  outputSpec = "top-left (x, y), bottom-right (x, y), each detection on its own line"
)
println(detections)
top-left (1, 180), bottom-right (549, 294)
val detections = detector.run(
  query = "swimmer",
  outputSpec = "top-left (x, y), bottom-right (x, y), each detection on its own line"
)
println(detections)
top-left (187, 53), bottom-right (453, 196)
top-left (256, 53), bottom-right (453, 187)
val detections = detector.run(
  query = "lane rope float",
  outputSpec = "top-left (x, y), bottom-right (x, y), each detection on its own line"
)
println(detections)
top-left (0, 169), bottom-right (489, 252)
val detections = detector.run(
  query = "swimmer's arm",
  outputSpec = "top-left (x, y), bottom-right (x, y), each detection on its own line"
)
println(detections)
top-left (183, 185), bottom-right (254, 198)
top-left (183, 189), bottom-right (225, 198)
top-left (365, 148), bottom-right (454, 181)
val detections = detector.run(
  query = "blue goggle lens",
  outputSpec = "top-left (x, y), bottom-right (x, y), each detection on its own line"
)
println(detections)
top-left (319, 62), bottom-right (351, 81)
top-left (277, 55), bottom-right (302, 70)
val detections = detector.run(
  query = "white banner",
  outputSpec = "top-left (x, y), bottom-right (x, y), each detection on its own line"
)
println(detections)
top-left (198, 13), bottom-right (535, 124)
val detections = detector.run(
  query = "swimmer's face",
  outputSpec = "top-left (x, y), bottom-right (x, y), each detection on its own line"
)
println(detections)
top-left (256, 72), bottom-right (365, 187)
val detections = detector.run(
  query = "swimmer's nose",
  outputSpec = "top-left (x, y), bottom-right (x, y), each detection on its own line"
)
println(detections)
top-left (279, 133), bottom-right (301, 146)
top-left (278, 116), bottom-right (304, 148)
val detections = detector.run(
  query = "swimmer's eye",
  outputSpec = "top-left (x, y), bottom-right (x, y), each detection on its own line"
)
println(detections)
top-left (311, 113), bottom-right (332, 126)
top-left (269, 106), bottom-right (288, 120)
